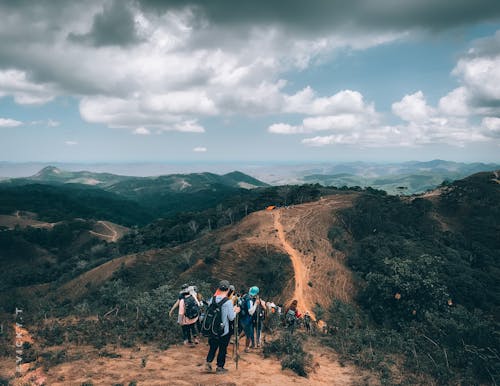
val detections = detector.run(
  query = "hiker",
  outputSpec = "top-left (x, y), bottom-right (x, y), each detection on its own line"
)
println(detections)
top-left (251, 291), bottom-right (266, 347)
top-left (304, 311), bottom-right (312, 334)
top-left (285, 299), bottom-right (301, 334)
top-left (178, 285), bottom-right (201, 346)
top-left (168, 283), bottom-right (189, 318)
top-left (204, 280), bottom-right (240, 374)
top-left (239, 286), bottom-right (265, 351)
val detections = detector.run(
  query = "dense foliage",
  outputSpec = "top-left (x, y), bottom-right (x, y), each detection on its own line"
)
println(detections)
top-left (263, 332), bottom-right (312, 376)
top-left (330, 172), bottom-right (500, 384)
top-left (0, 184), bottom-right (153, 225)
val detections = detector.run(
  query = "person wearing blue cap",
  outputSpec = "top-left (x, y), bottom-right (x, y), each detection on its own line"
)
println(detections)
top-left (238, 286), bottom-right (266, 352)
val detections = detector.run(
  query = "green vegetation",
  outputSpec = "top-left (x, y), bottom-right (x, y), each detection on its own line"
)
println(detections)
top-left (263, 333), bottom-right (312, 377)
top-left (0, 183), bottom-right (153, 225)
top-left (328, 172), bottom-right (500, 384)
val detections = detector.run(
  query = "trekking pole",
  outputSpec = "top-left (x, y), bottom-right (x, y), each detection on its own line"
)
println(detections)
top-left (256, 304), bottom-right (260, 348)
top-left (235, 313), bottom-right (239, 370)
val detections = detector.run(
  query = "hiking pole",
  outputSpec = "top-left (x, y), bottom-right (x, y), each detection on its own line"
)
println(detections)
top-left (235, 313), bottom-right (239, 370)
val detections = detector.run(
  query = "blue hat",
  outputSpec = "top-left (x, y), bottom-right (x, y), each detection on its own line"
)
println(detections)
top-left (249, 286), bottom-right (259, 296)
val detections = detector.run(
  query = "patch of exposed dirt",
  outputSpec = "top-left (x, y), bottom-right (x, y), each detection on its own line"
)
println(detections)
top-left (0, 214), bottom-right (55, 229)
top-left (2, 337), bottom-right (378, 386)
top-left (89, 220), bottom-right (130, 243)
top-left (275, 196), bottom-right (357, 315)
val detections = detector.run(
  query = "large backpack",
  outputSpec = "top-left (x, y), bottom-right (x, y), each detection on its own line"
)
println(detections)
top-left (285, 309), bottom-right (296, 325)
top-left (184, 295), bottom-right (200, 319)
top-left (201, 296), bottom-right (229, 338)
top-left (239, 294), bottom-right (250, 318)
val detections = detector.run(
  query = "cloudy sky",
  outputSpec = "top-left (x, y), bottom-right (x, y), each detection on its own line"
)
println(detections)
top-left (1, 0), bottom-right (500, 163)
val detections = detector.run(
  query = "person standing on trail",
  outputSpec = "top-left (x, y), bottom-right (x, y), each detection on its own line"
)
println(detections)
top-left (205, 280), bottom-right (240, 374)
top-left (285, 299), bottom-right (301, 334)
top-left (251, 291), bottom-right (266, 347)
top-left (178, 285), bottom-right (201, 346)
top-left (239, 286), bottom-right (265, 351)
top-left (304, 311), bottom-right (312, 334)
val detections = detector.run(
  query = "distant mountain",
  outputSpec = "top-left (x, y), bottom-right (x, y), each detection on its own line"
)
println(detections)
top-left (0, 167), bottom-right (272, 225)
top-left (2, 166), bottom-right (268, 192)
top-left (297, 160), bottom-right (500, 194)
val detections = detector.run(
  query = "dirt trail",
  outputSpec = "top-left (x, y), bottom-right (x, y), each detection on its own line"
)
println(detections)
top-left (273, 195), bottom-right (356, 315)
top-left (274, 209), bottom-right (311, 316)
top-left (89, 220), bottom-right (128, 242)
top-left (3, 339), bottom-right (376, 386)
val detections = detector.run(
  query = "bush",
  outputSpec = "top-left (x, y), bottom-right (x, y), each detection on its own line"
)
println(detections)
top-left (263, 333), bottom-right (312, 377)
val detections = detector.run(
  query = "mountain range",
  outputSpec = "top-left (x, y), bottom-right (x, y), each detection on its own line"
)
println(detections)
top-left (1, 160), bottom-right (498, 194)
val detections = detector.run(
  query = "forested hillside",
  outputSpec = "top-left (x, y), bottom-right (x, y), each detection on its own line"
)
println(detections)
top-left (328, 171), bottom-right (499, 384)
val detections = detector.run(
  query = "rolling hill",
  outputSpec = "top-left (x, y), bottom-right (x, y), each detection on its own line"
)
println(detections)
top-left (0, 170), bottom-right (498, 385)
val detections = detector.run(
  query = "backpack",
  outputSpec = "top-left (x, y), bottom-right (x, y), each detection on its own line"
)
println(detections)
top-left (201, 296), bottom-right (229, 338)
top-left (239, 294), bottom-right (250, 318)
top-left (184, 295), bottom-right (200, 319)
top-left (285, 309), bottom-right (296, 325)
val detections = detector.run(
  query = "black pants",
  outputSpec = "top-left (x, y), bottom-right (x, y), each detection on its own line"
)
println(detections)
top-left (182, 323), bottom-right (197, 342)
top-left (206, 333), bottom-right (231, 368)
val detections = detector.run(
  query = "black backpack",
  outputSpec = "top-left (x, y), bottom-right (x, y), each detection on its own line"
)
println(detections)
top-left (201, 296), bottom-right (229, 338)
top-left (184, 295), bottom-right (200, 319)
top-left (239, 294), bottom-right (250, 317)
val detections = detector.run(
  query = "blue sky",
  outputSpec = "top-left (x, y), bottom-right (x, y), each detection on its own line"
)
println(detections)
top-left (1, 1), bottom-right (500, 163)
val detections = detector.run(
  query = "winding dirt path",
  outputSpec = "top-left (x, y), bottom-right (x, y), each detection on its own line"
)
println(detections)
top-left (89, 221), bottom-right (127, 243)
top-left (273, 209), bottom-right (312, 316)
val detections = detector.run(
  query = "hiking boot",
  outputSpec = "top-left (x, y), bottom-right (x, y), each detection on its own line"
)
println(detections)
top-left (205, 363), bottom-right (212, 372)
top-left (194, 337), bottom-right (200, 345)
top-left (216, 367), bottom-right (228, 374)
top-left (244, 347), bottom-right (250, 353)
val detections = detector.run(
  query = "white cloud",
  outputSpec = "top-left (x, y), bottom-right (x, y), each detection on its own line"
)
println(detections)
top-left (392, 91), bottom-right (435, 123)
top-left (449, 31), bottom-right (500, 116)
top-left (0, 3), bottom-right (403, 132)
top-left (482, 117), bottom-right (500, 137)
top-left (268, 123), bottom-right (303, 134)
top-left (0, 70), bottom-right (57, 105)
top-left (65, 140), bottom-right (78, 146)
top-left (173, 120), bottom-right (205, 133)
top-left (47, 119), bottom-right (60, 127)
top-left (303, 114), bottom-right (362, 131)
top-left (284, 88), bottom-right (371, 115)
top-left (278, 89), bottom-right (490, 148)
top-left (133, 127), bottom-right (150, 135)
top-left (302, 133), bottom-right (359, 146)
top-left (0, 118), bottom-right (22, 127)
top-left (454, 55), bottom-right (500, 102)
top-left (438, 87), bottom-right (470, 116)
top-left (193, 146), bottom-right (207, 152)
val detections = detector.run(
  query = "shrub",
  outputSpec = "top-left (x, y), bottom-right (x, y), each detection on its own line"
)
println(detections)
top-left (263, 333), bottom-right (312, 377)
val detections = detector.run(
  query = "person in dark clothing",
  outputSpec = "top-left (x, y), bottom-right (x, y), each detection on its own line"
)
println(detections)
top-left (205, 280), bottom-right (240, 374)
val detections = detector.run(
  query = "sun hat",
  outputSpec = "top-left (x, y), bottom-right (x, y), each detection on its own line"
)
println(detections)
top-left (249, 286), bottom-right (260, 296)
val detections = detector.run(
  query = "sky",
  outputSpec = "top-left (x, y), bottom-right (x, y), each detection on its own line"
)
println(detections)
top-left (1, 0), bottom-right (500, 163)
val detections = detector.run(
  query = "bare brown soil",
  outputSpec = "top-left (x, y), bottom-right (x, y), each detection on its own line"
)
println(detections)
top-left (89, 220), bottom-right (130, 243)
top-left (3, 337), bottom-right (378, 386)
top-left (275, 196), bottom-right (357, 314)
top-left (0, 214), bottom-right (54, 229)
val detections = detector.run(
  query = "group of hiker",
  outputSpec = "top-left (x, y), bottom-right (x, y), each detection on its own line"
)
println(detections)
top-left (168, 280), bottom-right (307, 374)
